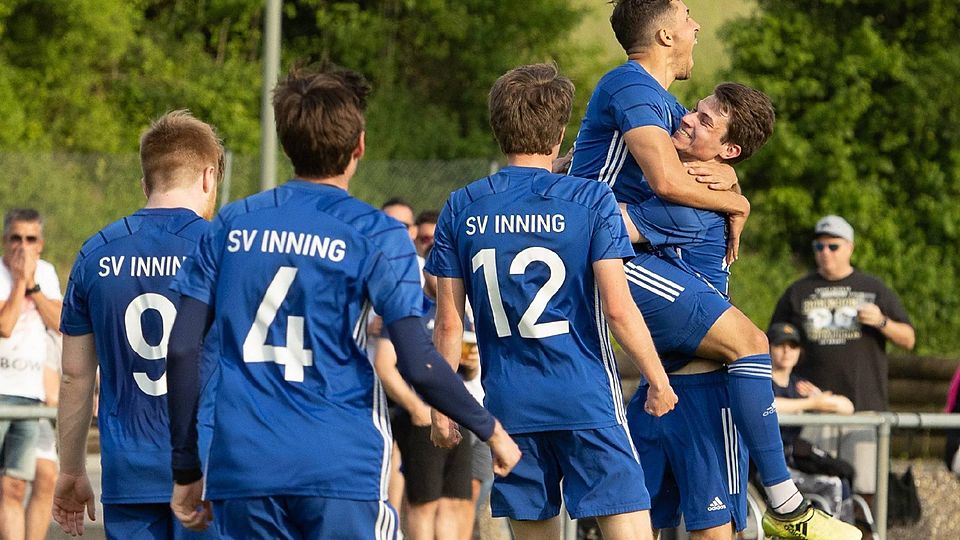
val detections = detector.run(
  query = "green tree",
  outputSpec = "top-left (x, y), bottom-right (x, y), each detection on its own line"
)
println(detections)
top-left (719, 0), bottom-right (960, 354)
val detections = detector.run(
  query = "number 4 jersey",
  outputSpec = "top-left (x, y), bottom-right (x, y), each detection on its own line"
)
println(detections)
top-left (171, 181), bottom-right (426, 501)
top-left (425, 166), bottom-right (635, 434)
top-left (61, 208), bottom-right (211, 504)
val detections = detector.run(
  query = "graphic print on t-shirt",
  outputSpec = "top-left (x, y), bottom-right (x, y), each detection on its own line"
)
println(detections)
top-left (800, 286), bottom-right (876, 345)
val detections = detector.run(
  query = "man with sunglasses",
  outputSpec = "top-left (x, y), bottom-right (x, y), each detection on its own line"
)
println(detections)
top-left (770, 215), bottom-right (914, 508)
top-left (0, 208), bottom-right (63, 539)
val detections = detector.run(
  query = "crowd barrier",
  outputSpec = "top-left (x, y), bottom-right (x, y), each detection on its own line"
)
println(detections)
top-left (5, 407), bottom-right (958, 540)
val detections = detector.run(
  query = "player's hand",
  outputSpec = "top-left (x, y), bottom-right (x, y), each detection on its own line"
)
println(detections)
top-left (685, 161), bottom-right (739, 191)
top-left (486, 421), bottom-right (521, 477)
top-left (725, 202), bottom-right (749, 265)
top-left (552, 147), bottom-right (574, 174)
top-left (644, 383), bottom-right (678, 416)
top-left (53, 471), bottom-right (96, 537)
top-left (856, 303), bottom-right (885, 328)
top-left (430, 409), bottom-right (462, 448)
top-left (171, 480), bottom-right (213, 531)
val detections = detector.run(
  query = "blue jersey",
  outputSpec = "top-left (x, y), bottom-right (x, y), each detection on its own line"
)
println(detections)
top-left (571, 61), bottom-right (729, 294)
top-left (171, 180), bottom-right (425, 501)
top-left (61, 208), bottom-right (209, 504)
top-left (424, 166), bottom-right (634, 434)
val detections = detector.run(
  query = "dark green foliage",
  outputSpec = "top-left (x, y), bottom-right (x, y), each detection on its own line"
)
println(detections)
top-left (719, 0), bottom-right (960, 354)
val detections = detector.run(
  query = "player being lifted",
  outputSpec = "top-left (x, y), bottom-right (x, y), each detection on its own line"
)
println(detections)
top-left (426, 63), bottom-right (676, 540)
top-left (570, 1), bottom-right (860, 538)
top-left (164, 65), bottom-right (520, 539)
top-left (54, 110), bottom-right (222, 539)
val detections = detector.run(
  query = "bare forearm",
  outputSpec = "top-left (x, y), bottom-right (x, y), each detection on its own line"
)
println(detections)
top-left (883, 320), bottom-right (915, 350)
top-left (433, 320), bottom-right (464, 371)
top-left (57, 371), bottom-right (96, 474)
top-left (32, 295), bottom-right (63, 333)
top-left (607, 309), bottom-right (668, 390)
top-left (0, 284), bottom-right (26, 336)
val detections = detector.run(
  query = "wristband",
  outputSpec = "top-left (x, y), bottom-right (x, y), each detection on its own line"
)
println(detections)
top-left (878, 316), bottom-right (888, 329)
top-left (24, 284), bottom-right (41, 296)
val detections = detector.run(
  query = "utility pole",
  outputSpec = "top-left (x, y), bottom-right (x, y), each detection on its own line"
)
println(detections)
top-left (260, 0), bottom-right (282, 191)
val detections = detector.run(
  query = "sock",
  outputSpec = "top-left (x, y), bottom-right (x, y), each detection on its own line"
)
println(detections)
top-left (726, 353), bottom-right (801, 512)
top-left (766, 479), bottom-right (804, 514)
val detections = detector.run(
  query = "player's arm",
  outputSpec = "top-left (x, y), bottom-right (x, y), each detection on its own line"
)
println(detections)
top-left (593, 258), bottom-right (677, 416)
top-left (429, 276), bottom-right (467, 445)
top-left (53, 333), bottom-right (98, 535)
top-left (624, 127), bottom-right (750, 260)
top-left (166, 295), bottom-right (213, 483)
top-left (624, 126), bottom-right (747, 213)
top-left (388, 315), bottom-right (520, 476)
top-left (372, 337), bottom-right (432, 426)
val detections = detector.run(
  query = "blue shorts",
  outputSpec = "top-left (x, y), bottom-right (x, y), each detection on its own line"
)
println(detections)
top-left (0, 395), bottom-right (40, 481)
top-left (212, 496), bottom-right (398, 540)
top-left (624, 253), bottom-right (730, 371)
top-left (627, 370), bottom-right (748, 532)
top-left (492, 424), bottom-right (650, 520)
top-left (103, 503), bottom-right (217, 540)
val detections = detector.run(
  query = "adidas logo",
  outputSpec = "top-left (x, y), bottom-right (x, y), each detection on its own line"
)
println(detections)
top-left (785, 520), bottom-right (808, 536)
top-left (762, 405), bottom-right (778, 417)
top-left (706, 497), bottom-right (727, 511)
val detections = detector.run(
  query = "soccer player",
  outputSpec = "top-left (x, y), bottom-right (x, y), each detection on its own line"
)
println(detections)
top-left (426, 63), bottom-right (676, 540)
top-left (164, 65), bottom-right (520, 539)
top-left (54, 110), bottom-right (223, 539)
top-left (570, 2), bottom-right (861, 539)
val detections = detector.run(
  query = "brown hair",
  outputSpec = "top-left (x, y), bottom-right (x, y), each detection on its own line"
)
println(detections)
top-left (139, 110), bottom-right (224, 194)
top-left (713, 83), bottom-right (776, 164)
top-left (272, 65), bottom-right (371, 178)
top-left (610, 0), bottom-right (675, 53)
top-left (488, 64), bottom-right (574, 156)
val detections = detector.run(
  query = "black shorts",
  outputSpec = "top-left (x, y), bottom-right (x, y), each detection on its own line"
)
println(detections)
top-left (392, 411), bottom-right (472, 504)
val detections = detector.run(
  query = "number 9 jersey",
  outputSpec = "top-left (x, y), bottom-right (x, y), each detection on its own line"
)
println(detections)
top-left (61, 208), bottom-right (212, 504)
top-left (425, 166), bottom-right (635, 434)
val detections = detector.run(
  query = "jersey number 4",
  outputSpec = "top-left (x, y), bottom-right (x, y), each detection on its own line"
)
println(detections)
top-left (242, 266), bottom-right (313, 383)
top-left (472, 247), bottom-right (569, 339)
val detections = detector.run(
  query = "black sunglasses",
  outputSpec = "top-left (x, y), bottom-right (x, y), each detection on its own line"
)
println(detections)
top-left (812, 241), bottom-right (841, 252)
top-left (6, 234), bottom-right (39, 244)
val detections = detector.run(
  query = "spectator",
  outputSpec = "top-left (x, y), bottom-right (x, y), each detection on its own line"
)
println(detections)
top-left (414, 210), bottom-right (438, 257)
top-left (945, 365), bottom-right (960, 475)
top-left (26, 331), bottom-right (61, 540)
top-left (0, 208), bottom-right (63, 539)
top-left (769, 322), bottom-right (856, 522)
top-left (770, 215), bottom-right (915, 502)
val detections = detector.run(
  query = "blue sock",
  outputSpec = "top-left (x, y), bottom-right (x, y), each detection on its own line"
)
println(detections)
top-left (727, 353), bottom-right (792, 487)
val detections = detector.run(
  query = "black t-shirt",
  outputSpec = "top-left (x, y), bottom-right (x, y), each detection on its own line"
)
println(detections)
top-left (770, 269), bottom-right (911, 412)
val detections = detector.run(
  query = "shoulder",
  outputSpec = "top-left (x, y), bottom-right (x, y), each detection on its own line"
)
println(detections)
top-left (535, 173), bottom-right (613, 211)
top-left (36, 259), bottom-right (58, 279)
top-left (167, 213), bottom-right (209, 242)
top-left (599, 64), bottom-right (667, 102)
top-left (849, 269), bottom-right (893, 289)
top-left (73, 216), bottom-right (136, 262)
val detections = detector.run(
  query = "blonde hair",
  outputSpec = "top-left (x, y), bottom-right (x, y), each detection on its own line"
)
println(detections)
top-left (139, 110), bottom-right (224, 194)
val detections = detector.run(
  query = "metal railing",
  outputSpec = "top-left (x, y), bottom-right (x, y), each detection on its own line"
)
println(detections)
top-left (0, 405), bottom-right (57, 420)
top-left (6, 406), bottom-right (958, 540)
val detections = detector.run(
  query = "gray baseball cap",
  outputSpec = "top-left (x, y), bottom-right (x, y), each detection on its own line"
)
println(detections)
top-left (814, 215), bottom-right (854, 242)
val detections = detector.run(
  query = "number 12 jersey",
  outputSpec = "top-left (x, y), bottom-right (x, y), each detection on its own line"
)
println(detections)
top-left (425, 166), bottom-right (635, 434)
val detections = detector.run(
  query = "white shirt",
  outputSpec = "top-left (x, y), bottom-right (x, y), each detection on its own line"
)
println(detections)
top-left (0, 259), bottom-right (62, 400)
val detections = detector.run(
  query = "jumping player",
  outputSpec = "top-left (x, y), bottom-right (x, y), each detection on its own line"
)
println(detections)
top-left (164, 66), bottom-right (520, 539)
top-left (570, 2), bottom-right (860, 538)
top-left (426, 63), bottom-right (676, 540)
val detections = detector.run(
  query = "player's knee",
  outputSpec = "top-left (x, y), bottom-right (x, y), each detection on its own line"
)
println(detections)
top-left (735, 325), bottom-right (769, 358)
top-left (1, 477), bottom-right (28, 502)
top-left (32, 461), bottom-right (57, 497)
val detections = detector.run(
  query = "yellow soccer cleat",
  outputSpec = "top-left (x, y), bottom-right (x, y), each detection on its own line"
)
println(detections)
top-left (761, 502), bottom-right (861, 540)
